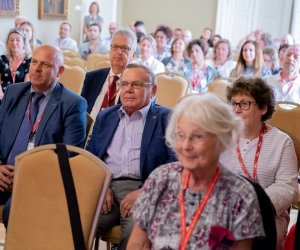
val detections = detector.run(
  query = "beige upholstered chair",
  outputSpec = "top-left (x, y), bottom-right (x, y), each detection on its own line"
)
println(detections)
top-left (64, 56), bottom-right (87, 70)
top-left (87, 53), bottom-right (110, 72)
top-left (94, 60), bottom-right (111, 70)
top-left (5, 144), bottom-right (112, 250)
top-left (155, 72), bottom-right (189, 108)
top-left (60, 64), bottom-right (86, 94)
top-left (207, 78), bottom-right (232, 101)
top-left (61, 49), bottom-right (80, 58)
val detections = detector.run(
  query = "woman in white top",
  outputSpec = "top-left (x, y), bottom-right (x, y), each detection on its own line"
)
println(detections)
top-left (206, 39), bottom-right (236, 78)
top-left (220, 77), bottom-right (298, 250)
top-left (137, 35), bottom-right (165, 74)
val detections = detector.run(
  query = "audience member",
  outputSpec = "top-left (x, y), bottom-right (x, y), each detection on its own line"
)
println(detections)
top-left (200, 27), bottom-right (213, 47)
top-left (0, 28), bottom-right (31, 98)
top-left (185, 39), bottom-right (216, 93)
top-left (278, 43), bottom-right (290, 69)
top-left (211, 34), bottom-right (222, 47)
top-left (162, 37), bottom-right (191, 76)
top-left (87, 63), bottom-right (176, 250)
top-left (52, 22), bottom-right (78, 52)
top-left (264, 44), bottom-right (300, 102)
top-left (14, 15), bottom-right (27, 28)
top-left (83, 1), bottom-right (103, 41)
top-left (81, 29), bottom-right (136, 120)
top-left (0, 42), bottom-right (5, 56)
top-left (134, 21), bottom-right (146, 34)
top-left (281, 34), bottom-right (294, 46)
top-left (0, 45), bottom-right (87, 226)
top-left (263, 47), bottom-right (280, 75)
top-left (173, 28), bottom-right (183, 40)
top-left (236, 29), bottom-right (263, 51)
top-left (230, 40), bottom-right (271, 78)
top-left (20, 21), bottom-right (42, 52)
top-left (182, 29), bottom-right (192, 45)
top-left (137, 35), bottom-right (165, 74)
top-left (103, 22), bottom-right (119, 50)
top-left (221, 77), bottom-right (298, 249)
top-left (79, 23), bottom-right (107, 60)
top-left (128, 93), bottom-right (265, 249)
top-left (206, 39), bottom-right (236, 78)
top-left (258, 32), bottom-right (273, 49)
top-left (154, 25), bottom-right (172, 61)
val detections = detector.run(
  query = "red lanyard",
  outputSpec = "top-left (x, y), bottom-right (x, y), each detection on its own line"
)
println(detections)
top-left (192, 64), bottom-right (206, 90)
top-left (179, 168), bottom-right (221, 250)
top-left (27, 96), bottom-right (43, 141)
top-left (236, 124), bottom-right (265, 180)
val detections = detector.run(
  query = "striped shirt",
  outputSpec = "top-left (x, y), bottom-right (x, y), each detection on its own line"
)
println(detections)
top-left (104, 101), bottom-right (151, 179)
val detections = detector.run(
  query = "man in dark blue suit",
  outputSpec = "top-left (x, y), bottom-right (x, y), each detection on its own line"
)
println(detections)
top-left (0, 45), bottom-right (87, 225)
top-left (87, 63), bottom-right (176, 249)
top-left (81, 29), bottom-right (136, 121)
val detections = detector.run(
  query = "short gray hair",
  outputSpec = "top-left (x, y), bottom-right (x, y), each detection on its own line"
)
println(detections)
top-left (124, 63), bottom-right (155, 84)
top-left (166, 93), bottom-right (242, 152)
top-left (112, 29), bottom-right (137, 52)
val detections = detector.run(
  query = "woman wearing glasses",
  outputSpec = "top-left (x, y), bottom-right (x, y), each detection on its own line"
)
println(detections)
top-left (221, 77), bottom-right (298, 250)
top-left (128, 93), bottom-right (265, 249)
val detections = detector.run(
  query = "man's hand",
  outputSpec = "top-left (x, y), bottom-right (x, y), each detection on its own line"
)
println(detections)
top-left (0, 165), bottom-right (14, 192)
top-left (120, 189), bottom-right (141, 218)
top-left (101, 188), bottom-right (114, 214)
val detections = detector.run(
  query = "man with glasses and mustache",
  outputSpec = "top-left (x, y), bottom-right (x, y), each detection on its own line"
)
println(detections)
top-left (264, 44), bottom-right (300, 103)
top-left (81, 29), bottom-right (137, 121)
top-left (87, 63), bottom-right (176, 249)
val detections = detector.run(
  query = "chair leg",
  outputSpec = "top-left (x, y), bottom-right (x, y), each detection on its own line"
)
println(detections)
top-left (106, 242), bottom-right (110, 250)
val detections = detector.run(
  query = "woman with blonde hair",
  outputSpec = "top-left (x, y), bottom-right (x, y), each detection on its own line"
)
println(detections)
top-left (20, 21), bottom-right (42, 52)
top-left (230, 40), bottom-right (270, 78)
top-left (0, 28), bottom-right (31, 99)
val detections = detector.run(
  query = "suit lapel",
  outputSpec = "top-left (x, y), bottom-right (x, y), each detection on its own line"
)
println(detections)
top-left (34, 84), bottom-right (61, 145)
top-left (140, 104), bottom-right (158, 168)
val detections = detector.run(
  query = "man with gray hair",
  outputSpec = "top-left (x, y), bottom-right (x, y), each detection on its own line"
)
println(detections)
top-left (264, 44), bottom-right (300, 103)
top-left (0, 45), bottom-right (87, 226)
top-left (81, 29), bottom-right (137, 120)
top-left (87, 63), bottom-right (176, 249)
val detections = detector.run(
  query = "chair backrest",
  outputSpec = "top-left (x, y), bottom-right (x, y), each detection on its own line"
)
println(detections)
top-left (268, 101), bottom-right (300, 167)
top-left (155, 72), bottom-right (189, 108)
top-left (62, 49), bottom-right (80, 58)
top-left (5, 144), bottom-right (112, 250)
top-left (86, 53), bottom-right (110, 72)
top-left (207, 78), bottom-right (232, 101)
top-left (94, 59), bottom-right (111, 70)
top-left (60, 64), bottom-right (86, 94)
top-left (64, 56), bottom-right (87, 70)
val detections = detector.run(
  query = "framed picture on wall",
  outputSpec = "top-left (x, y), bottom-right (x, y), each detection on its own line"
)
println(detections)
top-left (0, 0), bottom-right (19, 17)
top-left (38, 0), bottom-right (68, 19)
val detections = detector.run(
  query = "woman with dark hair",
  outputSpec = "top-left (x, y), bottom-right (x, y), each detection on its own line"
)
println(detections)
top-left (230, 40), bottom-right (271, 78)
top-left (206, 39), bottom-right (236, 78)
top-left (221, 77), bottom-right (298, 250)
top-left (83, 1), bottom-right (103, 41)
top-left (154, 25), bottom-right (172, 61)
top-left (185, 39), bottom-right (216, 93)
top-left (162, 37), bottom-right (191, 76)
top-left (0, 28), bottom-right (31, 99)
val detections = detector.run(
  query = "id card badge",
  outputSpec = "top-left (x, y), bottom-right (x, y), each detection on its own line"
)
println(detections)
top-left (27, 142), bottom-right (34, 150)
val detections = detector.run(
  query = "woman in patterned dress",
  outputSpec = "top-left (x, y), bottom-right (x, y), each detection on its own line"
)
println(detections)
top-left (128, 93), bottom-right (265, 249)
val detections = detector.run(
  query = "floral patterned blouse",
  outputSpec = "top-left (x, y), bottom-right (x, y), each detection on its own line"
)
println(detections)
top-left (162, 56), bottom-right (192, 76)
top-left (0, 55), bottom-right (31, 92)
top-left (185, 64), bottom-right (217, 93)
top-left (133, 162), bottom-right (265, 250)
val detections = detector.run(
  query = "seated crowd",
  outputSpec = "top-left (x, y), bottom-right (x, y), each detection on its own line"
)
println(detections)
top-left (0, 13), bottom-right (299, 250)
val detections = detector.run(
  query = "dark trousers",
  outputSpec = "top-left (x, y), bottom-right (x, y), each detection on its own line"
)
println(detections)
top-left (0, 191), bottom-right (12, 228)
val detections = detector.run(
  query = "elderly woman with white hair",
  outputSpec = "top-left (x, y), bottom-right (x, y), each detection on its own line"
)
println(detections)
top-left (137, 34), bottom-right (165, 74)
top-left (127, 93), bottom-right (265, 250)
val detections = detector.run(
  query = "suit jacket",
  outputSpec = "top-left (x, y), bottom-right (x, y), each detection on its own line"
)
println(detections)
top-left (81, 67), bottom-right (110, 113)
top-left (87, 102), bottom-right (177, 183)
top-left (0, 82), bottom-right (87, 164)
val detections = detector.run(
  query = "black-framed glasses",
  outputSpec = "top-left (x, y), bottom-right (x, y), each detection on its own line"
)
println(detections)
top-left (117, 81), bottom-right (153, 89)
top-left (231, 101), bottom-right (256, 111)
top-left (110, 44), bottom-right (132, 53)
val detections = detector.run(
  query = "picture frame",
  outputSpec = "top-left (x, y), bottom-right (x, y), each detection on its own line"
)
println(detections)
top-left (0, 0), bottom-right (19, 17)
top-left (38, 0), bottom-right (68, 20)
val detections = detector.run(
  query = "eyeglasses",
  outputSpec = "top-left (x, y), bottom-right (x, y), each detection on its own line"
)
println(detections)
top-left (231, 101), bottom-right (256, 111)
top-left (173, 131), bottom-right (212, 145)
top-left (118, 81), bottom-right (153, 89)
top-left (110, 44), bottom-right (132, 53)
